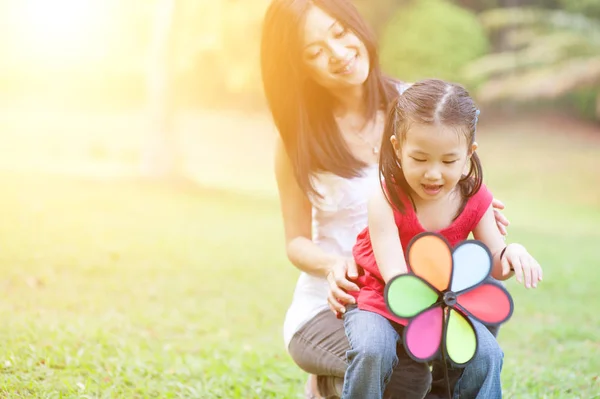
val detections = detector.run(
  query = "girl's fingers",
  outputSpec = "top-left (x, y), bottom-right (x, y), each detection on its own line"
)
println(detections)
top-left (530, 260), bottom-right (539, 288)
top-left (511, 256), bottom-right (523, 284)
top-left (520, 255), bottom-right (532, 289)
top-left (501, 255), bottom-right (511, 276)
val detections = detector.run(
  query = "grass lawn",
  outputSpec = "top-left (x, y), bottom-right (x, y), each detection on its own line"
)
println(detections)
top-left (0, 110), bottom-right (598, 398)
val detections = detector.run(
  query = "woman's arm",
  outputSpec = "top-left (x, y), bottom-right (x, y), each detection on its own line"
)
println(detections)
top-left (275, 138), bottom-right (333, 276)
top-left (368, 186), bottom-right (409, 284)
top-left (274, 138), bottom-right (359, 312)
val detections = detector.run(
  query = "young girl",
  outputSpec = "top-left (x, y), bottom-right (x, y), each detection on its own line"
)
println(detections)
top-left (342, 79), bottom-right (543, 399)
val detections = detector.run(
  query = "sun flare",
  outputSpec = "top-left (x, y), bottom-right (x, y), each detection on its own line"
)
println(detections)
top-left (8, 0), bottom-right (111, 63)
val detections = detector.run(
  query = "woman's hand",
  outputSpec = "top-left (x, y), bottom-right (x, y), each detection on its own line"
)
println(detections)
top-left (492, 199), bottom-right (510, 236)
top-left (501, 243), bottom-right (543, 289)
top-left (326, 257), bottom-right (360, 315)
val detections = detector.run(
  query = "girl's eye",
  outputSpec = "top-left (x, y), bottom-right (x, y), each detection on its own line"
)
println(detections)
top-left (443, 160), bottom-right (458, 164)
top-left (411, 157), bottom-right (426, 163)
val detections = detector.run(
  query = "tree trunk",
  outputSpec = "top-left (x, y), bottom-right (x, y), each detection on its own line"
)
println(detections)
top-left (596, 90), bottom-right (600, 121)
top-left (141, 0), bottom-right (181, 179)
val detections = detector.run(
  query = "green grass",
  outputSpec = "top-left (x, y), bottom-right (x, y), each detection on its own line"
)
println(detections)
top-left (0, 111), bottom-right (598, 397)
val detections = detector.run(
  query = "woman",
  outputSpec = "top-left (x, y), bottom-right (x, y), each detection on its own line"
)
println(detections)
top-left (260, 1), bottom-right (509, 397)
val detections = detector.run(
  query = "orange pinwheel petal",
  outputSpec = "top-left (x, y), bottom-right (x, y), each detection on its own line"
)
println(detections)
top-left (407, 233), bottom-right (452, 292)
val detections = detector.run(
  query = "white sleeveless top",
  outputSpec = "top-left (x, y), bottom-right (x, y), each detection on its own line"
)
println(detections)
top-left (282, 82), bottom-right (410, 348)
top-left (283, 164), bottom-right (380, 347)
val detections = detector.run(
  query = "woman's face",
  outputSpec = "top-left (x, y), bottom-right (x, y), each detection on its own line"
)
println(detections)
top-left (300, 5), bottom-right (370, 91)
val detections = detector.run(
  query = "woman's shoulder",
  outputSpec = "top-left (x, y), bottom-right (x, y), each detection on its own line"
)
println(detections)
top-left (386, 77), bottom-right (413, 95)
top-left (382, 76), bottom-right (411, 96)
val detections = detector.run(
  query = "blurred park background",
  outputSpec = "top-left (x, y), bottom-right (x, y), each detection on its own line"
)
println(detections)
top-left (0, 0), bottom-right (598, 397)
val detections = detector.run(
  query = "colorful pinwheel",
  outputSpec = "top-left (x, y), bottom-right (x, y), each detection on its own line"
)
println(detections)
top-left (385, 232), bottom-right (513, 367)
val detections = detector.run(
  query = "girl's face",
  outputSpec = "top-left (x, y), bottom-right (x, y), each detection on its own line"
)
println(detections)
top-left (391, 123), bottom-right (477, 202)
top-left (300, 5), bottom-right (370, 91)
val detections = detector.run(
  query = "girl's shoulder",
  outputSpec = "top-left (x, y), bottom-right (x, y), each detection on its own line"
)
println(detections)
top-left (470, 183), bottom-right (493, 205)
top-left (462, 183), bottom-right (493, 228)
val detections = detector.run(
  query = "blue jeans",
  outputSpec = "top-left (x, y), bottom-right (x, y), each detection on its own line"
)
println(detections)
top-left (453, 320), bottom-right (503, 398)
top-left (343, 306), bottom-right (503, 399)
top-left (342, 306), bottom-right (430, 399)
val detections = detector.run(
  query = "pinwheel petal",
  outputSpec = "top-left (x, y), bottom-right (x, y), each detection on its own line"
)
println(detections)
top-left (407, 233), bottom-right (452, 292)
top-left (386, 274), bottom-right (439, 318)
top-left (456, 283), bottom-right (513, 324)
top-left (404, 306), bottom-right (443, 362)
top-left (445, 309), bottom-right (477, 366)
top-left (450, 241), bottom-right (492, 293)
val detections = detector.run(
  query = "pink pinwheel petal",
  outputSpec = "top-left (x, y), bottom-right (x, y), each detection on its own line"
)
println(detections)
top-left (404, 306), bottom-right (443, 361)
top-left (456, 283), bottom-right (513, 324)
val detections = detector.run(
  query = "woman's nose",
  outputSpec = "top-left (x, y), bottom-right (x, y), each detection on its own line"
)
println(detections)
top-left (328, 43), bottom-right (349, 64)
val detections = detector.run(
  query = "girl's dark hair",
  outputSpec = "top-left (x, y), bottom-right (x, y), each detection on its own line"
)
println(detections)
top-left (379, 79), bottom-right (483, 213)
top-left (260, 0), bottom-right (399, 196)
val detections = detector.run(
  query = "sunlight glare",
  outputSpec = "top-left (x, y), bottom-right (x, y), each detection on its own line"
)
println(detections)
top-left (10, 0), bottom-right (110, 64)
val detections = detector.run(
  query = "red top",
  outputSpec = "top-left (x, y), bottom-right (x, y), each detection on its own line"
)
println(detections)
top-left (351, 184), bottom-right (493, 325)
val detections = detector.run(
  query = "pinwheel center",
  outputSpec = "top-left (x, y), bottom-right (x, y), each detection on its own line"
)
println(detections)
top-left (442, 291), bottom-right (457, 307)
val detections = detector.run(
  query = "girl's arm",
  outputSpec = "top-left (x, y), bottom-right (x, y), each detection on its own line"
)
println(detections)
top-left (368, 186), bottom-right (409, 284)
top-left (473, 205), bottom-right (543, 288)
top-left (473, 205), bottom-right (513, 281)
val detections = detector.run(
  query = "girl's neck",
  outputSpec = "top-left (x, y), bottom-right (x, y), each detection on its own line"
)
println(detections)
top-left (411, 186), bottom-right (464, 231)
top-left (410, 186), bottom-right (463, 212)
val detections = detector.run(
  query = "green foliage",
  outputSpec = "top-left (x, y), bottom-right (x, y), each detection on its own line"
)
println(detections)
top-left (564, 89), bottom-right (599, 121)
top-left (379, 0), bottom-right (490, 83)
top-left (463, 7), bottom-right (600, 120)
top-left (352, 0), bottom-right (406, 36)
top-left (557, 0), bottom-right (600, 20)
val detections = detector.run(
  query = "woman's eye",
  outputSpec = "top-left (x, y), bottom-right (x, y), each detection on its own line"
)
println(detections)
top-left (334, 28), bottom-right (348, 39)
top-left (308, 49), bottom-right (323, 60)
top-left (443, 160), bottom-right (458, 164)
top-left (411, 157), bottom-right (426, 163)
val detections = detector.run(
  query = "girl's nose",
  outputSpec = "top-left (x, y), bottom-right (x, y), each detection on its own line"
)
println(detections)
top-left (424, 168), bottom-right (442, 180)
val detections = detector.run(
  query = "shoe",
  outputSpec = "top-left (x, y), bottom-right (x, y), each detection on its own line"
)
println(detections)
top-left (305, 374), bottom-right (324, 399)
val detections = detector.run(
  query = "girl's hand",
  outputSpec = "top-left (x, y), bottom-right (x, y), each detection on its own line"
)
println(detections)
top-left (501, 243), bottom-right (543, 289)
top-left (326, 257), bottom-right (360, 315)
top-left (492, 199), bottom-right (510, 236)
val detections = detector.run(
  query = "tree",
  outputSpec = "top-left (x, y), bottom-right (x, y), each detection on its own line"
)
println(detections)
top-left (141, 0), bottom-right (182, 179)
top-left (463, 7), bottom-right (600, 119)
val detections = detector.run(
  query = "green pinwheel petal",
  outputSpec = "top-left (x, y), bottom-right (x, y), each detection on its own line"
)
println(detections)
top-left (386, 274), bottom-right (438, 318)
top-left (446, 309), bottom-right (477, 365)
